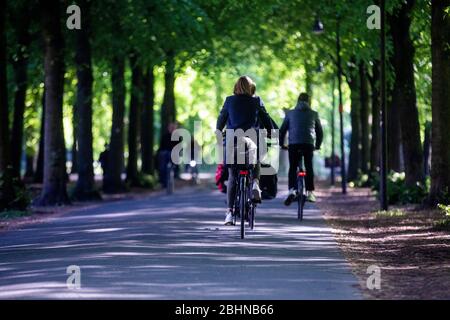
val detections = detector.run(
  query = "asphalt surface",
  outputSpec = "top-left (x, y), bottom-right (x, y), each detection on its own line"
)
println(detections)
top-left (0, 183), bottom-right (362, 299)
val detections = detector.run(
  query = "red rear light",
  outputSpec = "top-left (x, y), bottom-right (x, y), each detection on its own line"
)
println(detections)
top-left (239, 170), bottom-right (249, 175)
top-left (298, 171), bottom-right (307, 177)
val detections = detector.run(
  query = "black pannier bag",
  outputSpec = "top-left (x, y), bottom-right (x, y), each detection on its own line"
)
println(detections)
top-left (260, 164), bottom-right (278, 200)
top-left (258, 116), bottom-right (279, 200)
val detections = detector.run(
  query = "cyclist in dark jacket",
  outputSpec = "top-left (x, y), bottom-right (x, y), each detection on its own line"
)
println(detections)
top-left (216, 76), bottom-right (274, 225)
top-left (280, 92), bottom-right (323, 204)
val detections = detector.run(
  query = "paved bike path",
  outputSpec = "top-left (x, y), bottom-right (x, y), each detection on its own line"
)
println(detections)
top-left (0, 186), bottom-right (362, 299)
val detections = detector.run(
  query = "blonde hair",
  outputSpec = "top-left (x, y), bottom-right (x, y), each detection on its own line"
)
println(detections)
top-left (233, 76), bottom-right (255, 96)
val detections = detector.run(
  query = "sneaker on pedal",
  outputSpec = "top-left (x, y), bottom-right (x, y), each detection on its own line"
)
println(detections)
top-left (284, 188), bottom-right (297, 206)
top-left (251, 180), bottom-right (262, 203)
top-left (224, 210), bottom-right (234, 225)
top-left (306, 191), bottom-right (316, 203)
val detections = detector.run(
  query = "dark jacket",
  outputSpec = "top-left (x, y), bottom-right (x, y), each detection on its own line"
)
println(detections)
top-left (216, 95), bottom-right (273, 131)
top-left (279, 101), bottom-right (323, 148)
top-left (159, 132), bottom-right (181, 152)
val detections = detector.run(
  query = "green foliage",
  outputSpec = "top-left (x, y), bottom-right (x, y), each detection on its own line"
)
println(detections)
top-left (434, 204), bottom-right (450, 231)
top-left (5, 0), bottom-right (436, 203)
top-left (438, 204), bottom-right (450, 216)
top-left (371, 171), bottom-right (429, 205)
top-left (349, 171), bottom-right (371, 188)
top-left (23, 86), bottom-right (42, 156)
top-left (138, 174), bottom-right (158, 190)
top-left (123, 174), bottom-right (158, 190)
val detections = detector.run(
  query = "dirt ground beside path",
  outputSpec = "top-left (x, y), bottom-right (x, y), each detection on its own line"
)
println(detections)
top-left (316, 183), bottom-right (450, 300)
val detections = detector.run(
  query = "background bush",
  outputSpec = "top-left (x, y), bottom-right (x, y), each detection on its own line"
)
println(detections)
top-left (369, 171), bottom-right (429, 205)
top-left (0, 169), bottom-right (30, 211)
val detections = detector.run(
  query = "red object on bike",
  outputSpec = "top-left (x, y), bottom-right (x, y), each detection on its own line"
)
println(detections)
top-left (215, 164), bottom-right (228, 193)
top-left (298, 171), bottom-right (307, 177)
top-left (239, 170), bottom-right (249, 175)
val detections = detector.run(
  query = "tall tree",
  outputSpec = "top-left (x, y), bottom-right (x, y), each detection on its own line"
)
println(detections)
top-left (34, 0), bottom-right (69, 206)
top-left (387, 84), bottom-right (402, 172)
top-left (126, 54), bottom-right (143, 186)
top-left (369, 61), bottom-right (380, 172)
top-left (359, 62), bottom-right (370, 174)
top-left (72, 0), bottom-right (100, 201)
top-left (423, 121), bottom-right (431, 177)
top-left (0, 0), bottom-right (9, 173)
top-left (71, 111), bottom-right (78, 174)
top-left (389, 0), bottom-right (424, 187)
top-left (347, 63), bottom-right (361, 182)
top-left (429, 0), bottom-right (450, 204)
top-left (0, 0), bottom-right (14, 211)
top-left (92, 0), bottom-right (128, 194)
top-left (103, 56), bottom-right (126, 193)
top-left (160, 51), bottom-right (176, 141)
top-left (141, 67), bottom-right (155, 175)
top-left (10, 3), bottom-right (32, 178)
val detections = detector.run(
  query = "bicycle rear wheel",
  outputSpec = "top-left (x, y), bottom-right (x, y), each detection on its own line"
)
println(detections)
top-left (297, 177), bottom-right (304, 220)
top-left (240, 177), bottom-right (247, 239)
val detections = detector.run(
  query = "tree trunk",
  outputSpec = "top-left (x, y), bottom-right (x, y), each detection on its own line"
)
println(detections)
top-left (387, 84), bottom-right (402, 172)
top-left (34, 89), bottom-right (45, 183)
top-left (389, 0), bottom-right (424, 187)
top-left (429, 0), bottom-right (450, 204)
top-left (369, 60), bottom-right (380, 172)
top-left (160, 51), bottom-right (176, 142)
top-left (347, 65), bottom-right (361, 182)
top-left (359, 62), bottom-right (370, 174)
top-left (10, 7), bottom-right (31, 178)
top-left (72, 0), bottom-right (100, 201)
top-left (34, 0), bottom-right (69, 206)
top-left (0, 0), bottom-right (9, 173)
top-left (423, 121), bottom-right (431, 177)
top-left (126, 54), bottom-right (143, 186)
top-left (141, 67), bottom-right (155, 175)
top-left (24, 154), bottom-right (34, 179)
top-left (103, 56), bottom-right (126, 193)
top-left (71, 112), bottom-right (78, 174)
top-left (61, 118), bottom-right (68, 183)
top-left (0, 0), bottom-right (15, 211)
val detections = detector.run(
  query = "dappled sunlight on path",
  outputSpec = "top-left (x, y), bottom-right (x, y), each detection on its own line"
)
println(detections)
top-left (0, 185), bottom-right (361, 299)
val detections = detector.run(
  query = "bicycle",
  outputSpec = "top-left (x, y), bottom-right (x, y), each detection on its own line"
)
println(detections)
top-left (281, 146), bottom-right (307, 220)
top-left (231, 166), bottom-right (256, 239)
top-left (188, 160), bottom-right (199, 185)
top-left (296, 159), bottom-right (307, 221)
top-left (227, 144), bottom-right (258, 239)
